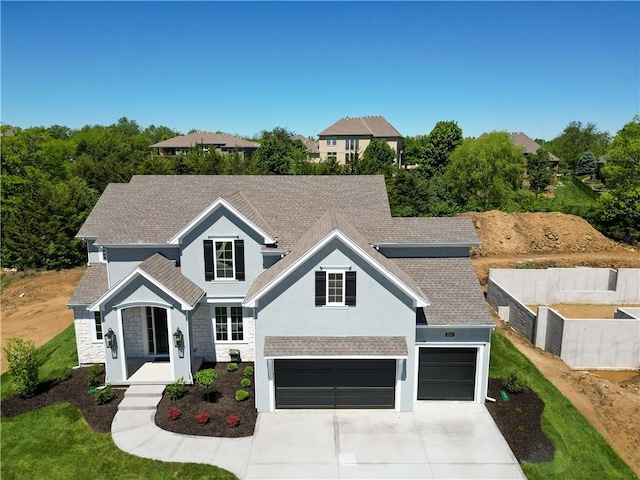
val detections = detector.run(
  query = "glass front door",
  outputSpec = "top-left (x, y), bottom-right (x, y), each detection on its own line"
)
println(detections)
top-left (146, 307), bottom-right (169, 356)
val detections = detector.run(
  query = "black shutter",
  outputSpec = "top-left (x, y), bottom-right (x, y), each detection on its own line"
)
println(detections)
top-left (345, 271), bottom-right (356, 306)
top-left (234, 239), bottom-right (245, 281)
top-left (315, 271), bottom-right (326, 306)
top-left (203, 240), bottom-right (214, 281)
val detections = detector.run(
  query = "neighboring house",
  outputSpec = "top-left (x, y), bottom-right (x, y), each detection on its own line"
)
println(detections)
top-left (68, 175), bottom-right (493, 411)
top-left (318, 116), bottom-right (403, 165)
top-left (507, 132), bottom-right (560, 188)
top-left (292, 134), bottom-right (320, 161)
top-left (150, 132), bottom-right (259, 158)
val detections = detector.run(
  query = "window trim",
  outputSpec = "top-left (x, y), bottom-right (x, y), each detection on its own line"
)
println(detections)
top-left (204, 239), bottom-right (245, 282)
top-left (215, 240), bottom-right (235, 280)
top-left (92, 311), bottom-right (103, 343)
top-left (213, 305), bottom-right (245, 343)
top-left (326, 270), bottom-right (346, 306)
top-left (315, 269), bottom-right (356, 307)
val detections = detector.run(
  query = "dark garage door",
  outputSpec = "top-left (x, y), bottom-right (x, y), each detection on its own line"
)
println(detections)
top-left (274, 359), bottom-right (396, 409)
top-left (417, 348), bottom-right (477, 401)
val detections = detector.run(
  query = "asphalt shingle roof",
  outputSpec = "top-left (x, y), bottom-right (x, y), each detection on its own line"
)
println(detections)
top-left (508, 132), bottom-right (560, 162)
top-left (150, 132), bottom-right (259, 149)
top-left (318, 116), bottom-right (402, 137)
top-left (293, 134), bottom-right (319, 154)
top-left (355, 216), bottom-right (480, 244)
top-left (67, 264), bottom-right (108, 306)
top-left (391, 258), bottom-right (493, 326)
top-left (264, 336), bottom-right (408, 357)
top-left (137, 253), bottom-right (204, 307)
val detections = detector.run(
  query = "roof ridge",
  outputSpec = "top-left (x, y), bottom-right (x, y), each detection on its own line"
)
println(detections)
top-left (360, 117), bottom-right (374, 135)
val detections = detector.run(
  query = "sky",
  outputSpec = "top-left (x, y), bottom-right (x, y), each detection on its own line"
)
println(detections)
top-left (1, 1), bottom-right (638, 140)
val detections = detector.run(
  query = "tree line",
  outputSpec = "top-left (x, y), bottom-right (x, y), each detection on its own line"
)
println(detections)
top-left (1, 116), bottom-right (638, 271)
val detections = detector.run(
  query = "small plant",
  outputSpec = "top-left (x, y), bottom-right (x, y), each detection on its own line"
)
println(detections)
top-left (243, 366), bottom-right (254, 377)
top-left (168, 407), bottom-right (181, 420)
top-left (226, 414), bottom-right (241, 428)
top-left (235, 389), bottom-right (249, 402)
top-left (229, 348), bottom-right (241, 362)
top-left (227, 362), bottom-right (238, 372)
top-left (87, 363), bottom-right (102, 388)
top-left (503, 370), bottom-right (526, 394)
top-left (195, 412), bottom-right (210, 425)
top-left (95, 385), bottom-right (116, 405)
top-left (194, 368), bottom-right (217, 388)
top-left (514, 407), bottom-right (523, 415)
top-left (3, 338), bottom-right (39, 398)
top-left (167, 377), bottom-right (186, 400)
top-left (240, 377), bottom-right (252, 388)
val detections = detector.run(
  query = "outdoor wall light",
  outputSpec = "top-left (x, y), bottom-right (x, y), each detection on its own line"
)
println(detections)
top-left (173, 328), bottom-right (183, 349)
top-left (104, 328), bottom-right (115, 349)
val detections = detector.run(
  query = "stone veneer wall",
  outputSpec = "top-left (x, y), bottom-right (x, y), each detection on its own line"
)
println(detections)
top-left (123, 307), bottom-right (144, 357)
top-left (73, 307), bottom-right (105, 364)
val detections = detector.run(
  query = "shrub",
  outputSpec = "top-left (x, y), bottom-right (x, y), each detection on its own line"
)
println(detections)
top-left (194, 368), bottom-right (217, 388)
top-left (195, 412), bottom-right (210, 425)
top-left (226, 414), bottom-right (241, 428)
top-left (227, 363), bottom-right (238, 372)
top-left (240, 377), bottom-right (252, 388)
top-left (3, 338), bottom-right (39, 398)
top-left (87, 363), bottom-right (102, 388)
top-left (167, 377), bottom-right (186, 400)
top-left (168, 407), bottom-right (181, 420)
top-left (95, 385), bottom-right (116, 405)
top-left (504, 370), bottom-right (526, 394)
top-left (243, 366), bottom-right (254, 377)
top-left (235, 389), bottom-right (249, 402)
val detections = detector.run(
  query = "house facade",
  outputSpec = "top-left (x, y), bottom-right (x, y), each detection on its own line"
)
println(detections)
top-left (317, 116), bottom-right (403, 165)
top-left (150, 132), bottom-right (259, 158)
top-left (68, 175), bottom-right (493, 411)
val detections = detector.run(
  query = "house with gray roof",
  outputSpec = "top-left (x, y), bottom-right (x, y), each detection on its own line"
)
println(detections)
top-left (150, 131), bottom-right (259, 158)
top-left (68, 175), bottom-right (493, 411)
top-left (318, 116), bottom-right (403, 165)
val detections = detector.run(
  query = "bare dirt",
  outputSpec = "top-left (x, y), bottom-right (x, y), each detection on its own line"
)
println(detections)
top-left (526, 304), bottom-right (640, 319)
top-left (1, 211), bottom-right (638, 473)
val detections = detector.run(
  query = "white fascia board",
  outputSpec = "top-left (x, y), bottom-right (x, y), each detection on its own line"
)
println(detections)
top-left (419, 324), bottom-right (495, 329)
top-left (206, 297), bottom-right (246, 304)
top-left (168, 197), bottom-right (274, 245)
top-left (264, 354), bottom-right (408, 360)
top-left (97, 243), bottom-right (179, 248)
top-left (88, 267), bottom-right (199, 312)
top-left (244, 229), bottom-right (428, 308)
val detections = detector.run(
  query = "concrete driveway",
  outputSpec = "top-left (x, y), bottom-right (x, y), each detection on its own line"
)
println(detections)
top-left (245, 403), bottom-right (525, 479)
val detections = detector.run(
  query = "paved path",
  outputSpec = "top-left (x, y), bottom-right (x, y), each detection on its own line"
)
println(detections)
top-left (112, 386), bottom-right (525, 480)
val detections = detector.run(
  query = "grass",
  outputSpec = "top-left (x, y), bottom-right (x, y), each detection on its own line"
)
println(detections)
top-left (551, 180), bottom-right (598, 210)
top-left (0, 403), bottom-right (236, 480)
top-left (490, 330), bottom-right (637, 479)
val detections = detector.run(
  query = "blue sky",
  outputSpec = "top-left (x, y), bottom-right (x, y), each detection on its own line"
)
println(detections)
top-left (2, 2), bottom-right (638, 140)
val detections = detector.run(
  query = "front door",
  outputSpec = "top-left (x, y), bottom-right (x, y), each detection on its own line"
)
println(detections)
top-left (146, 307), bottom-right (169, 357)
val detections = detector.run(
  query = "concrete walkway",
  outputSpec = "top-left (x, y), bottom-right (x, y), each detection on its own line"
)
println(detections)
top-left (112, 386), bottom-right (526, 480)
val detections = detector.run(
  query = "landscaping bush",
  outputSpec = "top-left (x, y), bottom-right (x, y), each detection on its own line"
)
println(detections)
top-left (504, 369), bottom-right (526, 394)
top-left (194, 368), bottom-right (217, 388)
top-left (227, 363), bottom-right (238, 372)
top-left (226, 414), bottom-right (241, 428)
top-left (195, 412), bottom-right (210, 425)
top-left (168, 407), bottom-right (181, 420)
top-left (167, 377), bottom-right (186, 400)
top-left (3, 338), bottom-right (39, 398)
top-left (86, 364), bottom-right (102, 388)
top-left (243, 366), bottom-right (254, 377)
top-left (240, 377), bottom-right (252, 388)
top-left (235, 389), bottom-right (249, 402)
top-left (95, 385), bottom-right (116, 405)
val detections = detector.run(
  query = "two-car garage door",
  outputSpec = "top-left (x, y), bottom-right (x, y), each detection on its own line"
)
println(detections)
top-left (274, 359), bottom-right (396, 409)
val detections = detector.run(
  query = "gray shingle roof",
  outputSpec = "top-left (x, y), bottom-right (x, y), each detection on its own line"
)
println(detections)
top-left (264, 336), bottom-right (408, 357)
top-left (77, 176), bottom-right (391, 247)
top-left (318, 116), bottom-right (402, 137)
top-left (293, 134), bottom-right (319, 154)
top-left (508, 132), bottom-right (560, 162)
top-left (355, 216), bottom-right (480, 244)
top-left (245, 210), bottom-right (429, 306)
top-left (392, 258), bottom-right (493, 326)
top-left (138, 253), bottom-right (204, 307)
top-left (67, 264), bottom-right (108, 306)
top-left (150, 132), bottom-right (259, 149)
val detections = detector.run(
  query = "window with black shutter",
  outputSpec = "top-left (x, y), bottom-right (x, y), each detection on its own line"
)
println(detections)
top-left (315, 270), bottom-right (356, 306)
top-left (203, 239), bottom-right (245, 281)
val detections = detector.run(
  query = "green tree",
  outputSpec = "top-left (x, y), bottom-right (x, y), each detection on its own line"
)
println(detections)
top-left (419, 120), bottom-right (463, 176)
top-left (444, 132), bottom-right (525, 210)
top-left (3, 338), bottom-right (39, 398)
top-left (527, 148), bottom-right (553, 195)
top-left (547, 121), bottom-right (611, 171)
top-left (361, 139), bottom-right (396, 175)
top-left (575, 150), bottom-right (597, 176)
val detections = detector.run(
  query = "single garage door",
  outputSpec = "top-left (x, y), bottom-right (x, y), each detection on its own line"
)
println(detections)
top-left (417, 347), bottom-right (477, 401)
top-left (274, 359), bottom-right (396, 409)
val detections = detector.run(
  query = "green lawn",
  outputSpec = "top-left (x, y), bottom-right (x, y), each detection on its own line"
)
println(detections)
top-left (551, 178), bottom-right (598, 212)
top-left (1, 325), bottom-right (236, 480)
top-left (490, 330), bottom-right (637, 479)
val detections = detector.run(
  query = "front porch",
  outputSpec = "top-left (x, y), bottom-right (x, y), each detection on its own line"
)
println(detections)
top-left (109, 357), bottom-right (203, 385)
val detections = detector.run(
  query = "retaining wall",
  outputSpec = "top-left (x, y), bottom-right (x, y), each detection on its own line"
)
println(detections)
top-left (487, 278), bottom-right (536, 342)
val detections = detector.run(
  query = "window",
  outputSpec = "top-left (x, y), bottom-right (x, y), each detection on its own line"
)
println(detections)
top-left (327, 152), bottom-right (337, 161)
top-left (326, 136), bottom-right (337, 146)
top-left (346, 138), bottom-right (359, 150)
top-left (214, 306), bottom-right (244, 341)
top-left (203, 239), bottom-right (245, 281)
top-left (315, 270), bottom-right (356, 306)
top-left (98, 246), bottom-right (108, 263)
top-left (93, 312), bottom-right (103, 341)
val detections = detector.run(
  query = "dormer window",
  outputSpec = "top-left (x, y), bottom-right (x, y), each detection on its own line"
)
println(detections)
top-left (203, 239), bottom-right (245, 281)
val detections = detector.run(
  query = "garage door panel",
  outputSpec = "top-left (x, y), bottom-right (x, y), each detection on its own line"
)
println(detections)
top-left (276, 387), bottom-right (334, 409)
top-left (335, 388), bottom-right (396, 408)
top-left (418, 347), bottom-right (477, 401)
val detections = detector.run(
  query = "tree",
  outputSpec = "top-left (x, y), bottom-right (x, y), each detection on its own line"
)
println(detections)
top-left (361, 139), bottom-right (396, 175)
top-left (527, 148), bottom-right (553, 195)
top-left (3, 338), bottom-right (39, 398)
top-left (575, 150), bottom-right (597, 176)
top-left (547, 121), bottom-right (611, 171)
top-left (444, 132), bottom-right (525, 210)
top-left (419, 120), bottom-right (463, 176)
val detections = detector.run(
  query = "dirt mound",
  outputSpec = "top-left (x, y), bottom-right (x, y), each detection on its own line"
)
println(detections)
top-left (462, 211), bottom-right (626, 257)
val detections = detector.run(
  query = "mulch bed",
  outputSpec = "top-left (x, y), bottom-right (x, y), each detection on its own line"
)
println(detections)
top-left (1, 366), bottom-right (123, 433)
top-left (155, 362), bottom-right (257, 437)
top-left (485, 377), bottom-right (555, 463)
